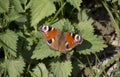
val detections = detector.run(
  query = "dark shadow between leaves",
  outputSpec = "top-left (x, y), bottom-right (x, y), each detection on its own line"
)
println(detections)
top-left (0, 39), bottom-right (16, 53)
top-left (0, 47), bottom-right (5, 59)
top-left (75, 39), bottom-right (92, 52)
top-left (17, 36), bottom-right (35, 63)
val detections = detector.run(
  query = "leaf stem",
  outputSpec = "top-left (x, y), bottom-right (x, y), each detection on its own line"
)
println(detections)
top-left (102, 0), bottom-right (120, 38)
top-left (49, 2), bottom-right (66, 24)
top-left (95, 52), bottom-right (120, 77)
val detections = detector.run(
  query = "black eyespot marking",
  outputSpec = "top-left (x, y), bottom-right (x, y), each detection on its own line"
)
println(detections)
top-left (66, 44), bottom-right (70, 49)
top-left (47, 38), bottom-right (54, 44)
top-left (47, 39), bottom-right (52, 44)
top-left (65, 42), bottom-right (71, 49)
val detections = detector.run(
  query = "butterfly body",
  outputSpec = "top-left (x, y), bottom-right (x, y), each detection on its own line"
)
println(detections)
top-left (39, 25), bottom-right (83, 53)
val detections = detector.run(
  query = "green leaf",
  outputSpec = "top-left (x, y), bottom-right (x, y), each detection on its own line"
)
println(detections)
top-left (0, 63), bottom-right (4, 77)
top-left (112, 0), bottom-right (117, 3)
top-left (0, 0), bottom-right (9, 13)
top-left (50, 61), bottom-right (72, 77)
top-left (76, 20), bottom-right (107, 54)
top-left (15, 15), bottom-right (27, 23)
top-left (8, 7), bottom-right (21, 22)
top-left (77, 9), bottom-right (91, 22)
top-left (30, 0), bottom-right (56, 26)
top-left (76, 10), bottom-right (107, 54)
top-left (0, 58), bottom-right (25, 77)
top-left (31, 63), bottom-right (48, 77)
top-left (118, 0), bottom-right (120, 5)
top-left (0, 30), bottom-right (18, 56)
top-left (11, 0), bottom-right (24, 13)
top-left (31, 39), bottom-right (60, 60)
top-left (7, 58), bottom-right (25, 77)
top-left (52, 19), bottom-right (75, 32)
top-left (67, 0), bottom-right (82, 10)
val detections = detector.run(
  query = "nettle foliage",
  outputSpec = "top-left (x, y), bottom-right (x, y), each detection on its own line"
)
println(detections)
top-left (0, 0), bottom-right (107, 77)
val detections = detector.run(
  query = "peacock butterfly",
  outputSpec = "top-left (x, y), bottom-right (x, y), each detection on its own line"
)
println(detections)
top-left (39, 25), bottom-right (83, 53)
